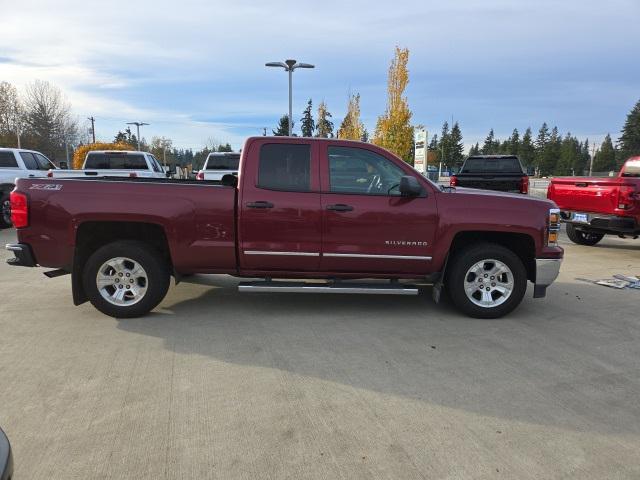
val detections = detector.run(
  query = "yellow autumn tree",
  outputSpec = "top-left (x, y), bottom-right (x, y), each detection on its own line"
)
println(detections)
top-left (337, 93), bottom-right (364, 141)
top-left (373, 47), bottom-right (413, 162)
top-left (72, 142), bottom-right (133, 169)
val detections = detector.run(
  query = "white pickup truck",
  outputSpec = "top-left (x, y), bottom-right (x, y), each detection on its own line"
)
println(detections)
top-left (1, 148), bottom-right (58, 228)
top-left (195, 152), bottom-right (240, 181)
top-left (49, 150), bottom-right (169, 180)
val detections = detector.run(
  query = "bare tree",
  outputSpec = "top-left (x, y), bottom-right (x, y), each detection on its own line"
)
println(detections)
top-left (0, 81), bottom-right (24, 147)
top-left (23, 80), bottom-right (78, 160)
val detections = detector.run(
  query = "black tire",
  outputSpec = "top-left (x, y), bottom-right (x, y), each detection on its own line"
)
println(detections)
top-left (566, 223), bottom-right (604, 246)
top-left (82, 240), bottom-right (170, 318)
top-left (446, 243), bottom-right (527, 319)
top-left (0, 193), bottom-right (11, 229)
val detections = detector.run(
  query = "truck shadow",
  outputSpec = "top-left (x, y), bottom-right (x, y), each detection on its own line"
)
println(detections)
top-left (116, 276), bottom-right (640, 436)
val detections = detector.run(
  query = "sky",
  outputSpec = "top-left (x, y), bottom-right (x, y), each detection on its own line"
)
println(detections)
top-left (1, 0), bottom-right (639, 151)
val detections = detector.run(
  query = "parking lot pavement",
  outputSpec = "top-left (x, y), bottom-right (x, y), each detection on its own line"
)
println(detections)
top-left (1, 228), bottom-right (639, 479)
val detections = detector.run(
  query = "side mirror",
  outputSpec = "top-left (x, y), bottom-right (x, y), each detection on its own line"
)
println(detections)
top-left (221, 174), bottom-right (238, 187)
top-left (399, 176), bottom-right (422, 196)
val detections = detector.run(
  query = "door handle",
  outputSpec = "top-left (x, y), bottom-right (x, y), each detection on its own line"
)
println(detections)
top-left (326, 204), bottom-right (354, 212)
top-left (246, 201), bottom-right (274, 209)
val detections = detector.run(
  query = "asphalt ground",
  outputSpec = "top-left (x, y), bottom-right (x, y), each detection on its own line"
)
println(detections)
top-left (1, 227), bottom-right (639, 479)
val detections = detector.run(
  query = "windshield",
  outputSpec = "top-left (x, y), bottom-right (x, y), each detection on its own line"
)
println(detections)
top-left (206, 154), bottom-right (240, 170)
top-left (621, 159), bottom-right (640, 177)
top-left (461, 157), bottom-right (523, 174)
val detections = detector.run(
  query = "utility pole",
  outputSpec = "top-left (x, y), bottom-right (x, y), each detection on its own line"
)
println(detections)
top-left (589, 142), bottom-right (597, 176)
top-left (263, 127), bottom-right (267, 136)
top-left (87, 116), bottom-right (96, 143)
top-left (126, 121), bottom-right (149, 151)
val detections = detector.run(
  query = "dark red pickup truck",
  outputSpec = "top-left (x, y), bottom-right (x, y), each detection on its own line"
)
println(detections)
top-left (6, 137), bottom-right (563, 319)
top-left (547, 157), bottom-right (640, 245)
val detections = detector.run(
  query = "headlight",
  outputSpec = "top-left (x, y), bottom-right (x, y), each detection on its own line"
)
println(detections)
top-left (547, 208), bottom-right (560, 246)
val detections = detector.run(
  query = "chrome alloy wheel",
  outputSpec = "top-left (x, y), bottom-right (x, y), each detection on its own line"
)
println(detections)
top-left (96, 257), bottom-right (148, 306)
top-left (463, 258), bottom-right (514, 308)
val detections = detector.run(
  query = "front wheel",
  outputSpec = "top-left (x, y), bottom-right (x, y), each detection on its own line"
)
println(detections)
top-left (566, 223), bottom-right (604, 246)
top-left (0, 194), bottom-right (11, 229)
top-left (82, 241), bottom-right (170, 318)
top-left (446, 243), bottom-right (527, 319)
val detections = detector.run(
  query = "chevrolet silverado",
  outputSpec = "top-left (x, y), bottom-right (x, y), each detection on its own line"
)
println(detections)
top-left (6, 137), bottom-right (563, 319)
top-left (547, 156), bottom-right (640, 245)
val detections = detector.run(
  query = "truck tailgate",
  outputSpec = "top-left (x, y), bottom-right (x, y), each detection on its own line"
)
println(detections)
top-left (456, 175), bottom-right (523, 192)
top-left (548, 177), bottom-right (620, 214)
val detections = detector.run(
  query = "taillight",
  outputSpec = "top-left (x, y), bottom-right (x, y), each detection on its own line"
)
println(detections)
top-left (196, 171), bottom-right (204, 181)
top-left (520, 175), bottom-right (530, 194)
top-left (449, 176), bottom-right (458, 187)
top-left (10, 191), bottom-right (28, 228)
top-left (47, 170), bottom-right (53, 178)
top-left (617, 185), bottom-right (637, 210)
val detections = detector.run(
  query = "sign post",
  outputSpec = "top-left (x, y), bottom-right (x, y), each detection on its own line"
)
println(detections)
top-left (414, 128), bottom-right (428, 175)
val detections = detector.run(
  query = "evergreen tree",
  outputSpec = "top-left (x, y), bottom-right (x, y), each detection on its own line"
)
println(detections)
top-left (541, 126), bottom-right (561, 176)
top-left (575, 139), bottom-right (590, 175)
top-left (429, 133), bottom-right (440, 163)
top-left (449, 122), bottom-right (465, 167)
top-left (555, 134), bottom-right (579, 175)
top-left (468, 142), bottom-right (480, 156)
top-left (439, 122), bottom-right (451, 167)
top-left (300, 99), bottom-right (315, 137)
top-left (361, 128), bottom-right (369, 143)
top-left (217, 143), bottom-right (232, 152)
top-left (618, 99), bottom-right (640, 164)
top-left (592, 134), bottom-right (617, 172)
top-left (482, 129), bottom-right (498, 154)
top-left (315, 101), bottom-right (334, 138)
top-left (534, 123), bottom-right (550, 174)
top-left (114, 127), bottom-right (137, 147)
top-left (508, 128), bottom-right (520, 155)
top-left (519, 128), bottom-right (535, 169)
top-left (273, 115), bottom-right (291, 136)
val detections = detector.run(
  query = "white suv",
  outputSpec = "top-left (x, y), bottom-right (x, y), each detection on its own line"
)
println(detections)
top-left (0, 148), bottom-right (57, 228)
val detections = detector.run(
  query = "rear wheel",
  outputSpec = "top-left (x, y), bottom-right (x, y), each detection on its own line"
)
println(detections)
top-left (447, 243), bottom-right (527, 319)
top-left (566, 224), bottom-right (604, 246)
top-left (0, 194), bottom-right (11, 229)
top-left (82, 241), bottom-right (170, 318)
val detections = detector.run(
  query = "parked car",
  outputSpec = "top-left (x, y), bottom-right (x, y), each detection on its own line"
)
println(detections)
top-left (6, 137), bottom-right (563, 319)
top-left (0, 148), bottom-right (58, 228)
top-left (547, 156), bottom-right (640, 245)
top-left (0, 427), bottom-right (12, 480)
top-left (48, 150), bottom-right (168, 179)
top-left (450, 155), bottom-right (529, 194)
top-left (196, 152), bottom-right (241, 181)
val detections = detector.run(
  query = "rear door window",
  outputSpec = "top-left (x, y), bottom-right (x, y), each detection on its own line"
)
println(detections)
top-left (0, 152), bottom-right (18, 168)
top-left (85, 153), bottom-right (147, 169)
top-left (257, 144), bottom-right (311, 192)
top-left (461, 157), bottom-right (523, 173)
top-left (207, 154), bottom-right (240, 170)
top-left (19, 152), bottom-right (39, 170)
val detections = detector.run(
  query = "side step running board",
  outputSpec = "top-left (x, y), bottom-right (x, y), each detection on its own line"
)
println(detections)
top-left (238, 281), bottom-right (418, 295)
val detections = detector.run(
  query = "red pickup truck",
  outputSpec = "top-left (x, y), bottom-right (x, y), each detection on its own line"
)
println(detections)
top-left (547, 157), bottom-right (640, 245)
top-left (6, 137), bottom-right (563, 319)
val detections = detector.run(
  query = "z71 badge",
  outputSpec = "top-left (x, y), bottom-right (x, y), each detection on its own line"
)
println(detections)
top-left (29, 184), bottom-right (63, 191)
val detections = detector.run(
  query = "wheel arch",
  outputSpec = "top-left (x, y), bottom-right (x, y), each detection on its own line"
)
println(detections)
top-left (72, 221), bottom-right (172, 305)
top-left (446, 231), bottom-right (536, 283)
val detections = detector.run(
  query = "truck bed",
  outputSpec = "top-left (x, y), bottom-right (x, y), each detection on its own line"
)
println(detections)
top-left (17, 177), bottom-right (238, 273)
top-left (547, 176), bottom-right (634, 215)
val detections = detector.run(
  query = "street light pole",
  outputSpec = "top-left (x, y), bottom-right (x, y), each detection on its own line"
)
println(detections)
top-left (126, 121), bottom-right (149, 151)
top-left (266, 59), bottom-right (315, 136)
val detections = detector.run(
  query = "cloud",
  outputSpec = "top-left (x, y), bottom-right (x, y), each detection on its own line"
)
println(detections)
top-left (1, 0), bottom-right (638, 149)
